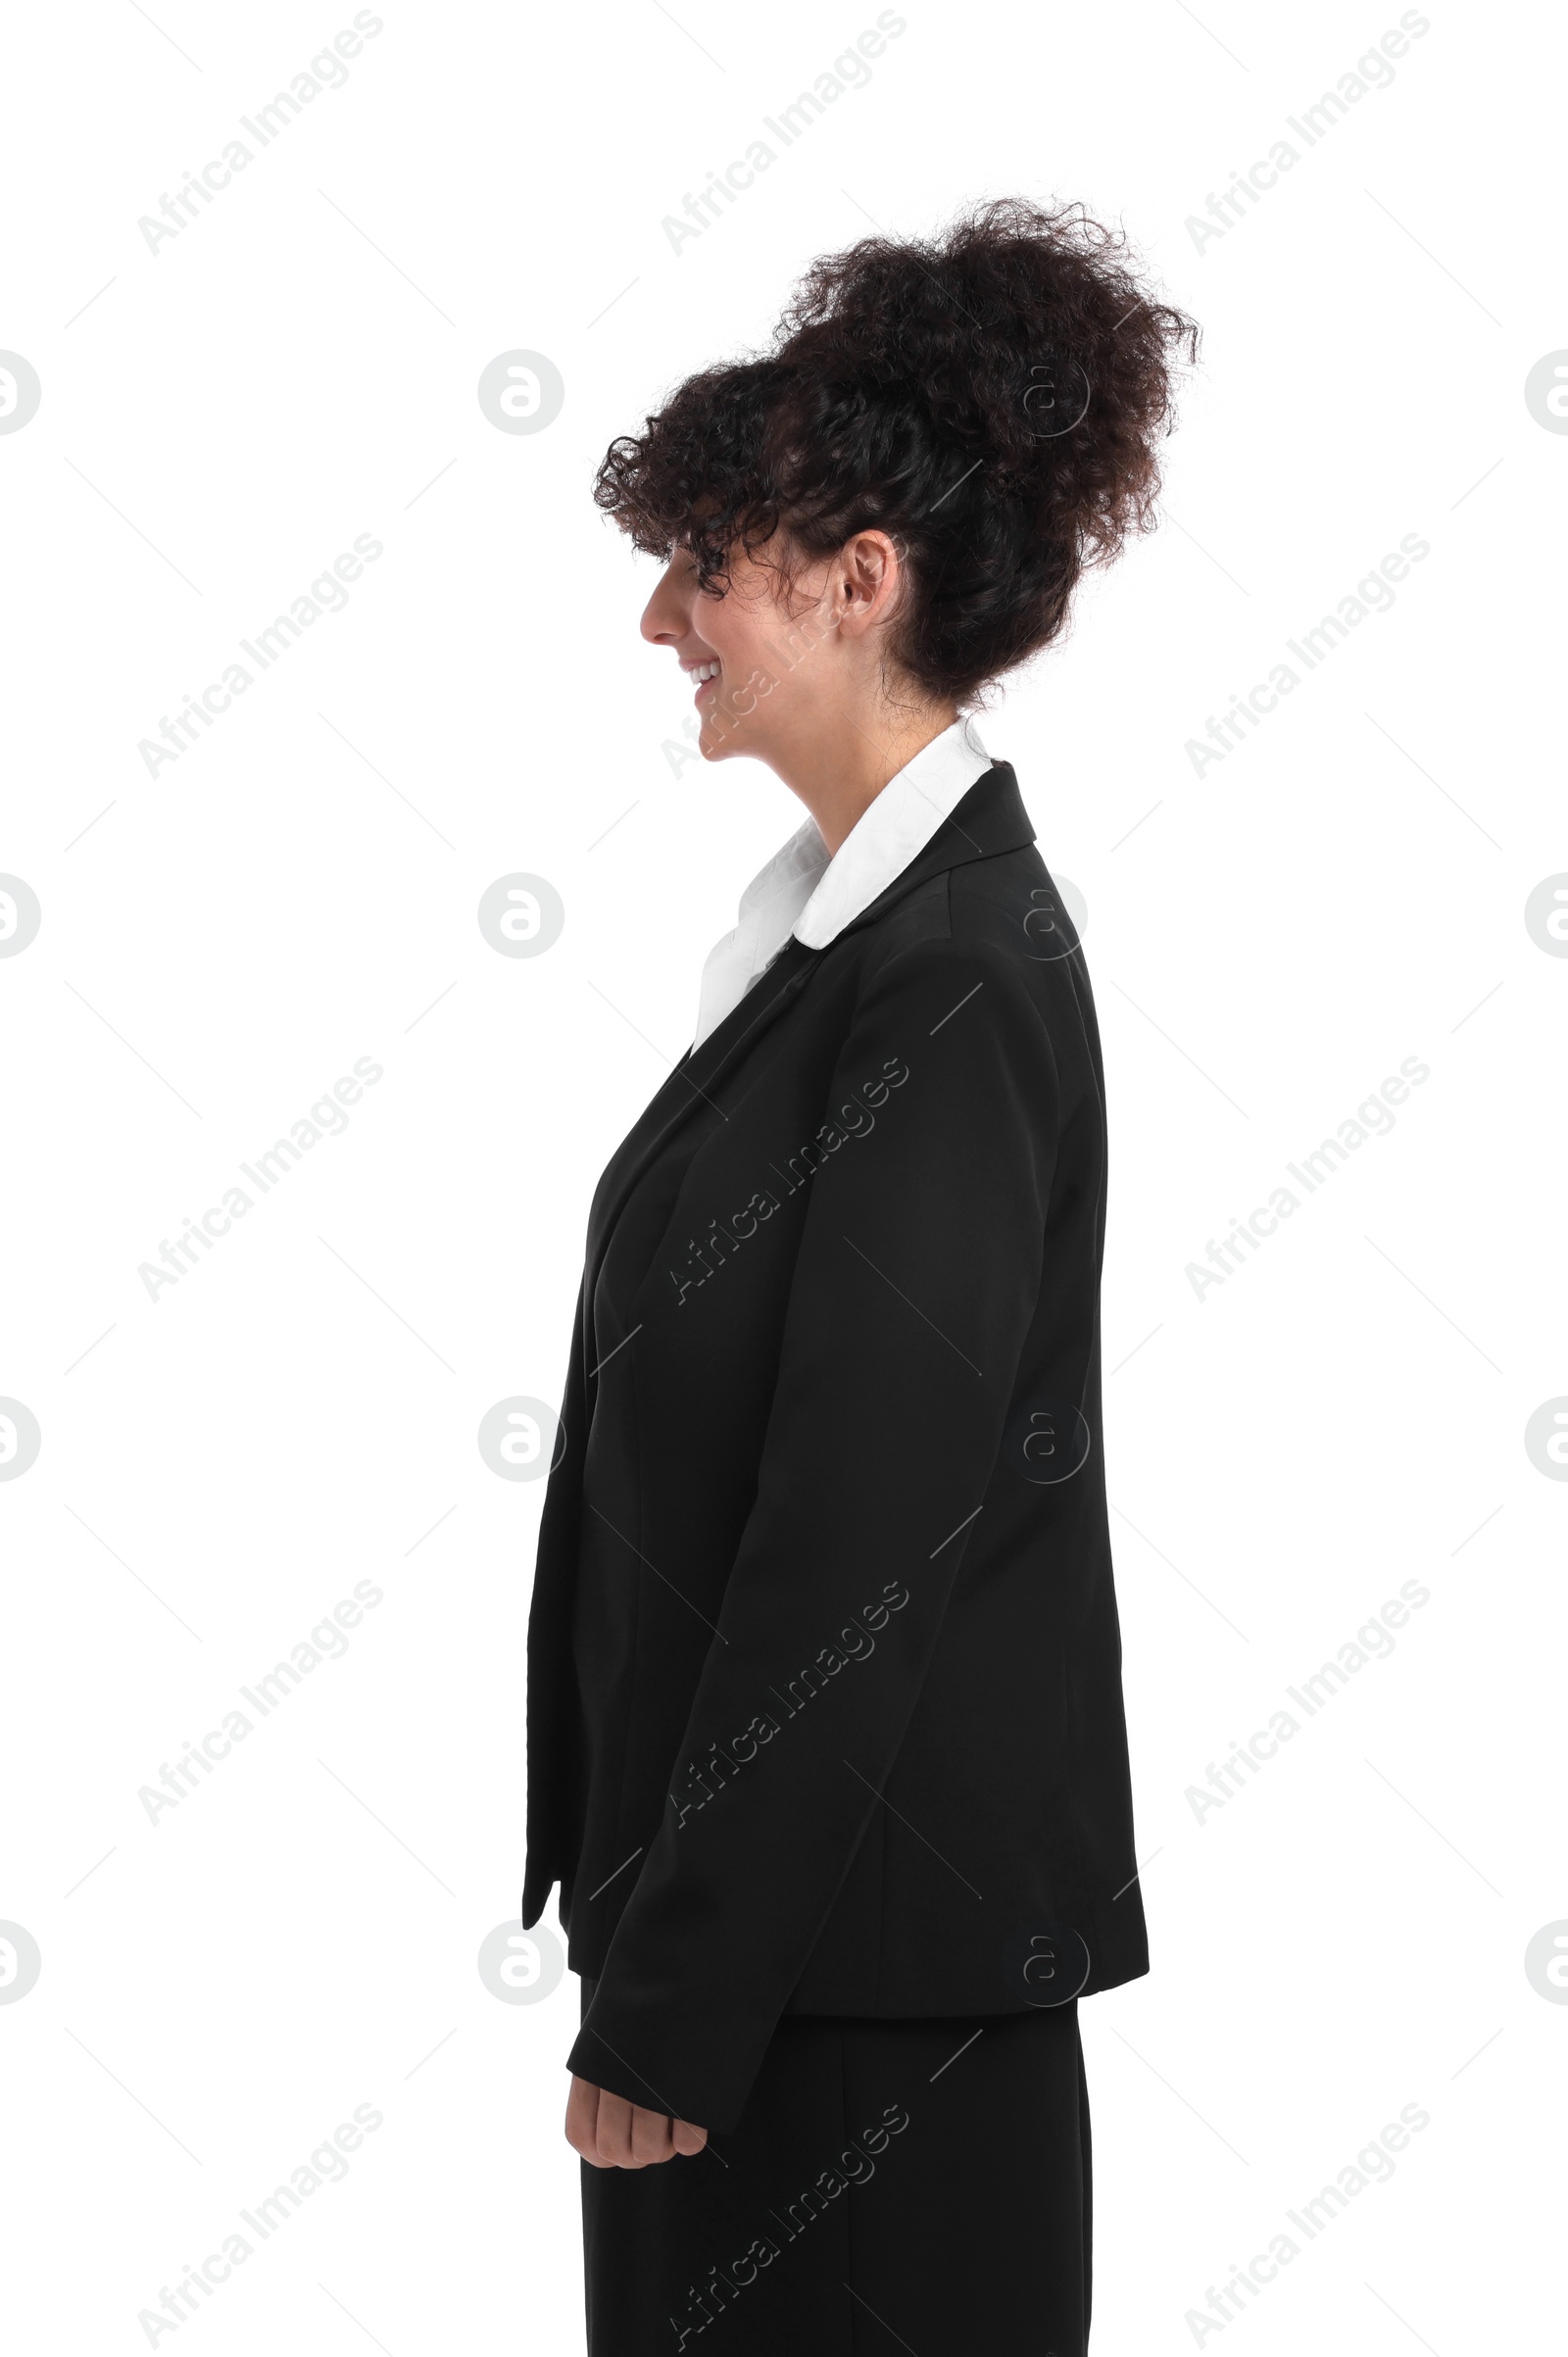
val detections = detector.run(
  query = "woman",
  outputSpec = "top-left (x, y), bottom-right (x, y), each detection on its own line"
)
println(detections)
top-left (524, 198), bottom-right (1197, 2352)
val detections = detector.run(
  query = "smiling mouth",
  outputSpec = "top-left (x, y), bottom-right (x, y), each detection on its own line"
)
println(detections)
top-left (681, 659), bottom-right (721, 703)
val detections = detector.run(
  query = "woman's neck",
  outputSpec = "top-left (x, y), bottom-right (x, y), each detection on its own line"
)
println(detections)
top-left (773, 698), bottom-right (960, 855)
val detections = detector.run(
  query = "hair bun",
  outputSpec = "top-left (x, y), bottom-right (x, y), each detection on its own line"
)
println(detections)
top-left (596, 197), bottom-right (1198, 702)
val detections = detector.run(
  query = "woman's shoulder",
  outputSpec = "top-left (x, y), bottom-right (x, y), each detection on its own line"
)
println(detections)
top-left (853, 838), bottom-right (1068, 987)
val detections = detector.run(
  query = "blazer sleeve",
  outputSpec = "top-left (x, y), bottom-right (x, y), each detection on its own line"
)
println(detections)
top-left (566, 931), bottom-right (1061, 2135)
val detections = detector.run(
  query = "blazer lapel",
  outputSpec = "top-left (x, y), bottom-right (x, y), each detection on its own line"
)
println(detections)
top-left (579, 761), bottom-right (1037, 1344)
top-left (822, 760), bottom-right (1037, 950)
top-left (581, 934), bottom-right (821, 1330)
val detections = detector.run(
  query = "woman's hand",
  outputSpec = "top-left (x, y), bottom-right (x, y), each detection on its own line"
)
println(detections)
top-left (565, 2075), bottom-right (709, 2167)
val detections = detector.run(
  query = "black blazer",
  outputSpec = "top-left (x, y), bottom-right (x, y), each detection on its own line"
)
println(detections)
top-left (523, 761), bottom-right (1148, 2136)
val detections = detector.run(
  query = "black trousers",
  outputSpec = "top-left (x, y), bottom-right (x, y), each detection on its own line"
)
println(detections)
top-left (578, 1977), bottom-right (1091, 2354)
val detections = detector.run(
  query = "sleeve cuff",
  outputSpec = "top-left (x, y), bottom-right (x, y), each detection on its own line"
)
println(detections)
top-left (565, 2002), bottom-right (755, 2139)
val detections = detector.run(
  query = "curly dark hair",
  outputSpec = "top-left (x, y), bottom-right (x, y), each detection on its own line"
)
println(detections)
top-left (593, 198), bottom-right (1199, 706)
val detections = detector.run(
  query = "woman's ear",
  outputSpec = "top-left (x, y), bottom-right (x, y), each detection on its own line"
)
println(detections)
top-left (834, 529), bottom-right (905, 642)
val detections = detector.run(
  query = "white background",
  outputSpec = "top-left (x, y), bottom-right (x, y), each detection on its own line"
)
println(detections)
top-left (2, 0), bottom-right (1564, 2349)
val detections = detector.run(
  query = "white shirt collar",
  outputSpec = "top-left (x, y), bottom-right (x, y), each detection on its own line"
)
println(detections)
top-left (692, 716), bottom-right (992, 1052)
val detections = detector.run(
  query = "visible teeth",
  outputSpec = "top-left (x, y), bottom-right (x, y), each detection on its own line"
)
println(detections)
top-left (687, 662), bottom-right (720, 681)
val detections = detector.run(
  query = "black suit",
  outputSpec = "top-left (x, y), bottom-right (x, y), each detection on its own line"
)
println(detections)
top-left (524, 761), bottom-right (1148, 2140)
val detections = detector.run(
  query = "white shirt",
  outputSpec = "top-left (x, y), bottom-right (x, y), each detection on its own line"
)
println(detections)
top-left (692, 716), bottom-right (993, 1051)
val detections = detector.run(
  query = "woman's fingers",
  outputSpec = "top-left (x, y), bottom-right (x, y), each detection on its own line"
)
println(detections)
top-left (629, 2103), bottom-right (674, 2166)
top-left (564, 2075), bottom-right (607, 2165)
top-left (563, 2079), bottom-right (710, 2166)
top-left (592, 2090), bottom-right (641, 2166)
